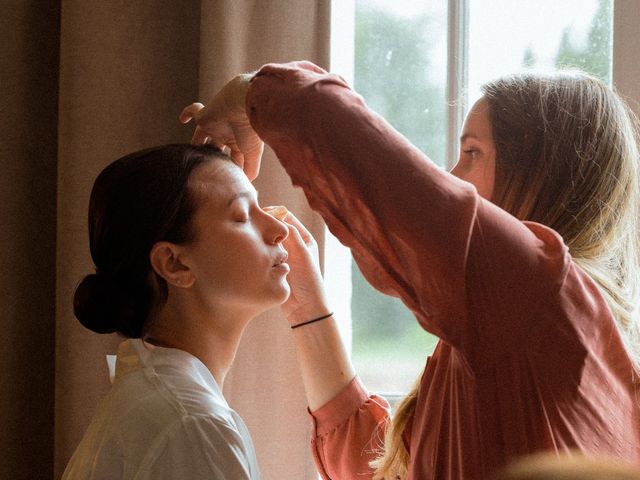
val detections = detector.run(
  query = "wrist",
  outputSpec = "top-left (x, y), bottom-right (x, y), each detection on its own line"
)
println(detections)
top-left (224, 73), bottom-right (254, 116)
top-left (283, 303), bottom-right (332, 327)
top-left (290, 312), bottom-right (334, 330)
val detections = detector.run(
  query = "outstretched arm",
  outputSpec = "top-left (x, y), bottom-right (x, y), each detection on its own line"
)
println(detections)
top-left (182, 61), bottom-right (570, 364)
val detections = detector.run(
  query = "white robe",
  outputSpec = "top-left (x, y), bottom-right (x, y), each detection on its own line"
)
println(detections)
top-left (62, 339), bottom-right (260, 479)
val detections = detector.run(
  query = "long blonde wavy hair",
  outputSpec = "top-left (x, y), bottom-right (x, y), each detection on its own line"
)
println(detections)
top-left (371, 72), bottom-right (640, 479)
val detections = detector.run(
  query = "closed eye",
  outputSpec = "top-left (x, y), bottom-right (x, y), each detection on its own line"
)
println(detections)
top-left (462, 148), bottom-right (480, 159)
top-left (232, 210), bottom-right (249, 223)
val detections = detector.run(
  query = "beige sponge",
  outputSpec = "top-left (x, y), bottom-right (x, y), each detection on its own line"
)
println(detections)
top-left (265, 205), bottom-right (288, 221)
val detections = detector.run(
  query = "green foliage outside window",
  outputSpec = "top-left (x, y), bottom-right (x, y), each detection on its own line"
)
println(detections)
top-left (352, 3), bottom-right (442, 386)
top-left (524, 0), bottom-right (611, 82)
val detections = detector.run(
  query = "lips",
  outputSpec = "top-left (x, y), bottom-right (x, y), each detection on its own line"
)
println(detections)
top-left (273, 252), bottom-right (288, 267)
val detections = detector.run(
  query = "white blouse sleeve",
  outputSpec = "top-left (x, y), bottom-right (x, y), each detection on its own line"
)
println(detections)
top-left (139, 414), bottom-right (257, 479)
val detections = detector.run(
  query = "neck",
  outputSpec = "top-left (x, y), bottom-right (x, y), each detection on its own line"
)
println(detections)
top-left (144, 296), bottom-right (256, 389)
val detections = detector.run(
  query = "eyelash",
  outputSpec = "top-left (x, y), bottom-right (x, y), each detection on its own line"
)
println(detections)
top-left (233, 201), bottom-right (260, 223)
top-left (463, 149), bottom-right (478, 157)
top-left (233, 210), bottom-right (249, 223)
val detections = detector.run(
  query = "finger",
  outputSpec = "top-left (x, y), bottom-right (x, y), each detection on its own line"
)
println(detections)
top-left (243, 142), bottom-right (264, 181)
top-left (253, 150), bottom-right (262, 181)
top-left (283, 222), bottom-right (321, 273)
top-left (231, 123), bottom-right (264, 181)
top-left (283, 213), bottom-right (316, 246)
top-left (263, 205), bottom-right (288, 221)
top-left (193, 121), bottom-right (235, 149)
top-left (283, 222), bottom-right (308, 251)
top-left (191, 126), bottom-right (210, 146)
top-left (179, 102), bottom-right (205, 124)
top-left (229, 147), bottom-right (245, 172)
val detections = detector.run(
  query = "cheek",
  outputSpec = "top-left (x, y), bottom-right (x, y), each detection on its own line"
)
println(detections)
top-left (450, 159), bottom-right (494, 200)
top-left (481, 153), bottom-right (497, 199)
top-left (472, 161), bottom-right (495, 200)
top-left (450, 159), bottom-right (475, 184)
top-left (450, 161), bottom-right (469, 180)
top-left (215, 236), bottom-right (266, 280)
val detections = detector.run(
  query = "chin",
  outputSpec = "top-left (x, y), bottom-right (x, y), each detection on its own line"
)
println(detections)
top-left (274, 283), bottom-right (291, 304)
top-left (255, 282), bottom-right (290, 309)
top-left (278, 285), bottom-right (292, 304)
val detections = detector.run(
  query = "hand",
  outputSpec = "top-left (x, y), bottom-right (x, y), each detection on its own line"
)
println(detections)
top-left (277, 211), bottom-right (331, 325)
top-left (179, 73), bottom-right (264, 181)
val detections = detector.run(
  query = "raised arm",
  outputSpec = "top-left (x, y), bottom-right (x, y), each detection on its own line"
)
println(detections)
top-left (183, 61), bottom-right (570, 361)
top-left (246, 62), bottom-right (570, 360)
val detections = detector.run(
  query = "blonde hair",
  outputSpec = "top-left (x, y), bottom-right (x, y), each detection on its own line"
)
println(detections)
top-left (370, 377), bottom-right (420, 479)
top-left (371, 72), bottom-right (640, 479)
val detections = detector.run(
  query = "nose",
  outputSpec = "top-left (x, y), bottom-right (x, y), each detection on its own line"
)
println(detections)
top-left (450, 160), bottom-right (461, 178)
top-left (263, 211), bottom-right (289, 245)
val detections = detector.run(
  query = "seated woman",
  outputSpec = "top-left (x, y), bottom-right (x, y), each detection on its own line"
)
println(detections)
top-left (63, 144), bottom-right (304, 479)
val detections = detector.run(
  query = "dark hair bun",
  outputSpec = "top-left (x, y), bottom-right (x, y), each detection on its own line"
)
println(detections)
top-left (73, 274), bottom-right (146, 338)
top-left (76, 144), bottom-right (226, 338)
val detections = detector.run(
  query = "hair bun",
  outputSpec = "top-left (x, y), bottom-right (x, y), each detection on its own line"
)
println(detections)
top-left (73, 273), bottom-right (145, 338)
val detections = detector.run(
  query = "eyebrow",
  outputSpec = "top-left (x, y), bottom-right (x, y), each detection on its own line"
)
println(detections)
top-left (459, 133), bottom-right (480, 143)
top-left (226, 190), bottom-right (257, 207)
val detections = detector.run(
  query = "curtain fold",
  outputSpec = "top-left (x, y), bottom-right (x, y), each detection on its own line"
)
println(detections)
top-left (55, 2), bottom-right (202, 476)
top-left (613, 0), bottom-right (640, 117)
top-left (35, 1), bottom-right (331, 479)
top-left (1, 2), bottom-right (60, 478)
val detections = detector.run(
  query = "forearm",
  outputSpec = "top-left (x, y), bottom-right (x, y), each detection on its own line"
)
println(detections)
top-left (290, 313), bottom-right (356, 412)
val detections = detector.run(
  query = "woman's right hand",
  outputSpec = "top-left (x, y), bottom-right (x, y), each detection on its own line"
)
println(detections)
top-left (179, 73), bottom-right (264, 181)
top-left (279, 211), bottom-right (331, 326)
top-left (267, 207), bottom-right (355, 412)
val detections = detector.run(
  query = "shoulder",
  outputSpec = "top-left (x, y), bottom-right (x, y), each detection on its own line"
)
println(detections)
top-left (107, 358), bottom-right (243, 439)
top-left (150, 365), bottom-right (239, 423)
top-left (169, 412), bottom-right (252, 447)
top-left (138, 413), bottom-right (258, 479)
top-left (464, 216), bottom-right (583, 363)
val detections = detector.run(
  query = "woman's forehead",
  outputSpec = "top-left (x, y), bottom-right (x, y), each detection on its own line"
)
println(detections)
top-left (191, 161), bottom-right (256, 208)
top-left (462, 97), bottom-right (493, 141)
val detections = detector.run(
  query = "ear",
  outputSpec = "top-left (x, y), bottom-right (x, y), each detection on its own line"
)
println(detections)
top-left (149, 241), bottom-right (195, 288)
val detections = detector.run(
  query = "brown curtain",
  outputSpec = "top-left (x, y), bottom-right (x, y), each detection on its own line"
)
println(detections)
top-left (1, 2), bottom-right (60, 479)
top-left (2, 1), bottom-right (331, 479)
top-left (613, 0), bottom-right (640, 117)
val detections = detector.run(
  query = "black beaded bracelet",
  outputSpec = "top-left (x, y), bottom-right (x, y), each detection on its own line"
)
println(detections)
top-left (290, 312), bottom-right (334, 329)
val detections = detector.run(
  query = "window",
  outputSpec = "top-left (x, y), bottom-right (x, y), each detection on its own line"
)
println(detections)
top-left (467, 0), bottom-right (612, 102)
top-left (328, 0), bottom-right (613, 398)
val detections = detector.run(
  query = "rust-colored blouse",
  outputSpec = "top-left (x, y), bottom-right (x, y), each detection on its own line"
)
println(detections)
top-left (247, 61), bottom-right (640, 480)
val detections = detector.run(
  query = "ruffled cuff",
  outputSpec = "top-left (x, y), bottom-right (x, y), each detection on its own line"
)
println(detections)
top-left (309, 376), bottom-right (380, 436)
